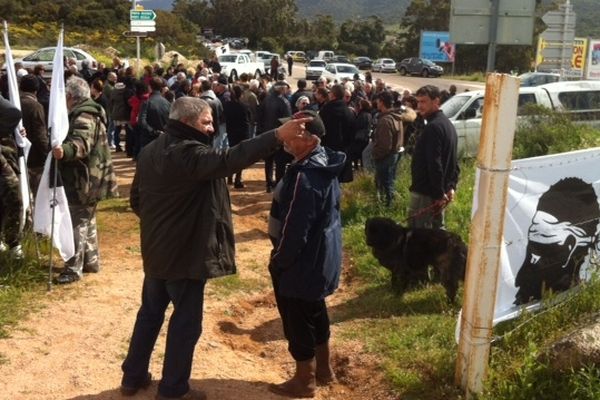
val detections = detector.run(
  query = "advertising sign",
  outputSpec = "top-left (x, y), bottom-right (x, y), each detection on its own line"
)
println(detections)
top-left (587, 40), bottom-right (600, 80)
top-left (420, 31), bottom-right (455, 63)
top-left (567, 38), bottom-right (587, 78)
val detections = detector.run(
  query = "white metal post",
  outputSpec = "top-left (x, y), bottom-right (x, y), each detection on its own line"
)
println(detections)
top-left (455, 73), bottom-right (520, 398)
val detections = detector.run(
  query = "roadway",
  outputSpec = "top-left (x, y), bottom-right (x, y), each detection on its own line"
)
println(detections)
top-left (287, 64), bottom-right (485, 94)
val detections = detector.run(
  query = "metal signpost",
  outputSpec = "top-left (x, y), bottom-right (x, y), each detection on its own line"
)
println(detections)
top-left (129, 2), bottom-right (156, 76)
top-left (535, 1), bottom-right (576, 74)
top-left (450, 0), bottom-right (536, 71)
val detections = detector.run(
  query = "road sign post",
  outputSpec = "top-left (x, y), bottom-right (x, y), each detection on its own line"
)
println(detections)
top-left (536, 1), bottom-right (576, 73)
top-left (450, 0), bottom-right (536, 71)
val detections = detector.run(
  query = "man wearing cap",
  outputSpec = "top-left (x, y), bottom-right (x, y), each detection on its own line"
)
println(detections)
top-left (122, 97), bottom-right (313, 400)
top-left (268, 110), bottom-right (345, 398)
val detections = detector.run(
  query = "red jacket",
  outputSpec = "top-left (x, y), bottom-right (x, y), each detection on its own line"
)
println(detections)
top-left (128, 93), bottom-right (149, 127)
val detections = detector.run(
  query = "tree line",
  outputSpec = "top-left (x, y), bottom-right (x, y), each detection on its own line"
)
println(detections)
top-left (1, 0), bottom-right (597, 74)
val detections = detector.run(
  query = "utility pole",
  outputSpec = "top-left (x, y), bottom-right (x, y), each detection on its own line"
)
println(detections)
top-left (486, 0), bottom-right (500, 72)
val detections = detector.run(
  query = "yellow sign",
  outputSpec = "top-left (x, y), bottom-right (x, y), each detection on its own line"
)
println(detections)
top-left (571, 38), bottom-right (587, 71)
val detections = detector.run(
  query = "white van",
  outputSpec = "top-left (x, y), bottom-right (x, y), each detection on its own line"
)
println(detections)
top-left (538, 80), bottom-right (600, 126)
top-left (441, 80), bottom-right (600, 158)
top-left (317, 50), bottom-right (334, 63)
top-left (440, 87), bottom-right (553, 158)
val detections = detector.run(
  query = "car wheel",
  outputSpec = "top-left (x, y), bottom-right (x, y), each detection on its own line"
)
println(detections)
top-left (421, 69), bottom-right (429, 78)
top-left (230, 70), bottom-right (238, 82)
top-left (399, 67), bottom-right (407, 76)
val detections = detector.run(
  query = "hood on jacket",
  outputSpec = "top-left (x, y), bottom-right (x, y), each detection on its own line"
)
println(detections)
top-left (295, 145), bottom-right (346, 179)
top-left (71, 97), bottom-right (107, 125)
top-left (114, 82), bottom-right (126, 90)
top-left (200, 90), bottom-right (217, 101)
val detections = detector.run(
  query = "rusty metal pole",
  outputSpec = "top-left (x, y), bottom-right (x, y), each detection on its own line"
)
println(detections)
top-left (455, 73), bottom-right (520, 398)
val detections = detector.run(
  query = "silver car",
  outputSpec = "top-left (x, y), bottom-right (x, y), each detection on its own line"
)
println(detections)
top-left (12, 46), bottom-right (97, 77)
top-left (372, 58), bottom-right (397, 73)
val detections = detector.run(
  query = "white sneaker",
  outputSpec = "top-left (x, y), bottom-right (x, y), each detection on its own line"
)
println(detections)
top-left (9, 245), bottom-right (23, 260)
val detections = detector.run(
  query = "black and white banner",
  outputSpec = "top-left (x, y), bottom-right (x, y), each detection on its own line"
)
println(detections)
top-left (492, 148), bottom-right (600, 324)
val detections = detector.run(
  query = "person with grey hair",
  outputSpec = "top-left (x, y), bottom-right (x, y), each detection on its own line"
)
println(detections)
top-left (121, 96), bottom-right (314, 400)
top-left (52, 76), bottom-right (118, 284)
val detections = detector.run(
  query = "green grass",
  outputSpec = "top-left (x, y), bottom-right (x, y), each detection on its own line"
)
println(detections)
top-left (339, 129), bottom-right (600, 399)
top-left (446, 72), bottom-right (487, 82)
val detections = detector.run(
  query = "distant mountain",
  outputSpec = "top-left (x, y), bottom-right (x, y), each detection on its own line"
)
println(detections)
top-left (296, 0), bottom-right (411, 22)
top-left (136, 0), bottom-right (173, 10)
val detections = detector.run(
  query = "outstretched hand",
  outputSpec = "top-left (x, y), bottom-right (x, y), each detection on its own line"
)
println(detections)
top-left (276, 117), bottom-right (313, 143)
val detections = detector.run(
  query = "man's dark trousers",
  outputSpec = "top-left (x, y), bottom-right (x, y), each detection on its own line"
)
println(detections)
top-left (122, 276), bottom-right (206, 397)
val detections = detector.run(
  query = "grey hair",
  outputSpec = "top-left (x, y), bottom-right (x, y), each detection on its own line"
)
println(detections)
top-left (249, 79), bottom-right (260, 90)
top-left (169, 97), bottom-right (210, 121)
top-left (65, 76), bottom-right (91, 101)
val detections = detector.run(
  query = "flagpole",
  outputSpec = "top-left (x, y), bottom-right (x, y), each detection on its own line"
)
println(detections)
top-left (47, 150), bottom-right (58, 291)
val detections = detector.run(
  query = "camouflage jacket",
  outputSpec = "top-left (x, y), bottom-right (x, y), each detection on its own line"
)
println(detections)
top-left (59, 98), bottom-right (118, 205)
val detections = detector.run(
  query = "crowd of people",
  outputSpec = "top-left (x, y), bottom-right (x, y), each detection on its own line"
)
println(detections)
top-left (0, 53), bottom-right (460, 399)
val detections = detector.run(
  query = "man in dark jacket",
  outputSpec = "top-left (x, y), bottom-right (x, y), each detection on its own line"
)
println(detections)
top-left (409, 85), bottom-right (460, 229)
top-left (121, 97), bottom-right (312, 400)
top-left (268, 110), bottom-right (344, 398)
top-left (0, 95), bottom-right (24, 258)
top-left (52, 77), bottom-right (118, 284)
top-left (371, 91), bottom-right (416, 206)
top-left (319, 84), bottom-right (356, 183)
top-left (257, 81), bottom-right (291, 192)
top-left (19, 75), bottom-right (49, 195)
top-left (138, 77), bottom-right (170, 150)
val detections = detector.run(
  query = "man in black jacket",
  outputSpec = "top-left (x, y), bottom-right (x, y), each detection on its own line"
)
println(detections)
top-left (138, 77), bottom-right (170, 150)
top-left (121, 97), bottom-right (312, 400)
top-left (19, 75), bottom-right (48, 195)
top-left (409, 85), bottom-right (460, 229)
top-left (319, 84), bottom-right (356, 183)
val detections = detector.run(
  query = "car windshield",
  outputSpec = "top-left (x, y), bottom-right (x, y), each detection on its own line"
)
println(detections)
top-left (309, 61), bottom-right (326, 68)
top-left (383, 59), bottom-right (394, 64)
top-left (337, 65), bottom-right (358, 73)
top-left (219, 55), bottom-right (238, 63)
top-left (440, 95), bottom-right (471, 118)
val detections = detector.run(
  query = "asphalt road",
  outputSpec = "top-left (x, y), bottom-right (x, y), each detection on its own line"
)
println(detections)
top-left (287, 64), bottom-right (485, 94)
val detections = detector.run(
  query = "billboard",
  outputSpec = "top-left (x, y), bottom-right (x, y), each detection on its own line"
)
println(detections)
top-left (420, 31), bottom-right (455, 63)
top-left (587, 39), bottom-right (600, 80)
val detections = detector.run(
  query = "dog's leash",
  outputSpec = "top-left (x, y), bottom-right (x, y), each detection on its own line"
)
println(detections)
top-left (402, 201), bottom-right (449, 224)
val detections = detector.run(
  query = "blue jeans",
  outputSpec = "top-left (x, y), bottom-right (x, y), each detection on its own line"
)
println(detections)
top-left (122, 277), bottom-right (206, 398)
top-left (374, 152), bottom-right (400, 206)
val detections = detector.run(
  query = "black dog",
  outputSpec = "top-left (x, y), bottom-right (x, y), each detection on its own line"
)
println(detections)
top-left (365, 217), bottom-right (468, 302)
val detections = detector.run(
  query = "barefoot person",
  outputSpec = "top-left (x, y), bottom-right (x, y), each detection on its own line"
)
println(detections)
top-left (267, 110), bottom-right (344, 398)
top-left (121, 97), bottom-right (312, 400)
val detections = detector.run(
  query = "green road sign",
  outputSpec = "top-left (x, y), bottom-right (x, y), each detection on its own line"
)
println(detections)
top-left (130, 10), bottom-right (156, 21)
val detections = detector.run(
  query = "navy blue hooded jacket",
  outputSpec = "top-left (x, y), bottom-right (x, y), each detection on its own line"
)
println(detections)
top-left (268, 145), bottom-right (345, 301)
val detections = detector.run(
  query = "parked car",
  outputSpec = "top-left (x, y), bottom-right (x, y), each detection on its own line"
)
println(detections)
top-left (440, 87), bottom-right (553, 157)
top-left (332, 55), bottom-right (350, 63)
top-left (257, 52), bottom-right (279, 73)
top-left (353, 56), bottom-right (373, 70)
top-left (317, 50), bottom-right (335, 63)
top-left (518, 72), bottom-right (561, 87)
top-left (321, 63), bottom-right (365, 83)
top-left (440, 80), bottom-right (600, 158)
top-left (217, 53), bottom-right (265, 81)
top-left (397, 57), bottom-right (443, 77)
top-left (292, 51), bottom-right (307, 63)
top-left (372, 58), bottom-right (397, 73)
top-left (8, 46), bottom-right (97, 77)
top-left (305, 59), bottom-right (327, 80)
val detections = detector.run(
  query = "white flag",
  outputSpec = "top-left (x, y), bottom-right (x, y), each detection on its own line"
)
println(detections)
top-left (33, 28), bottom-right (74, 261)
top-left (3, 21), bottom-right (32, 231)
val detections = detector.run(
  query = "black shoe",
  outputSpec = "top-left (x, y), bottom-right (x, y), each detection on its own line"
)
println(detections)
top-left (115, 146), bottom-right (123, 152)
top-left (234, 182), bottom-right (245, 189)
top-left (121, 372), bottom-right (152, 396)
top-left (54, 272), bottom-right (80, 285)
top-left (266, 185), bottom-right (272, 193)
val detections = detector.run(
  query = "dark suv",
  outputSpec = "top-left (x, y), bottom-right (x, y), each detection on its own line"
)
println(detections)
top-left (397, 58), bottom-right (444, 77)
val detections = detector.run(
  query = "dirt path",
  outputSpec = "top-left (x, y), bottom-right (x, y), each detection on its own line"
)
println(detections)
top-left (0, 152), bottom-right (394, 400)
